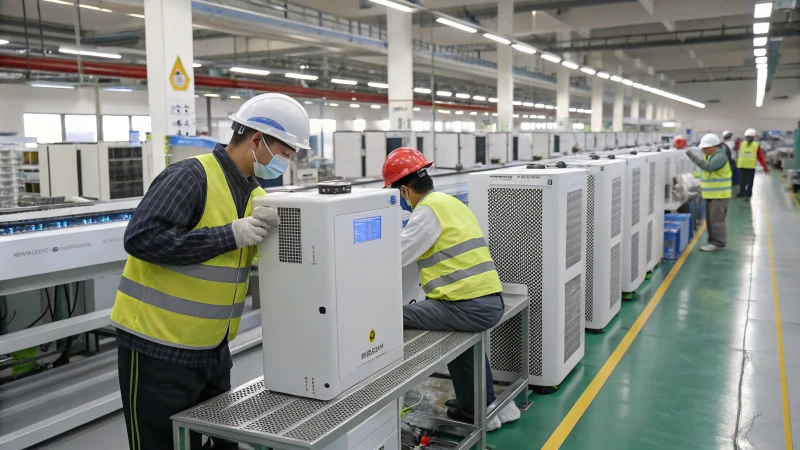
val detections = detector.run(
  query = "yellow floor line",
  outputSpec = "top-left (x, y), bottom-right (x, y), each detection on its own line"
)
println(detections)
top-left (764, 196), bottom-right (794, 450)
top-left (541, 222), bottom-right (707, 450)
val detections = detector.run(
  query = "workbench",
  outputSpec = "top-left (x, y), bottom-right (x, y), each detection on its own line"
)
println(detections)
top-left (171, 290), bottom-right (529, 450)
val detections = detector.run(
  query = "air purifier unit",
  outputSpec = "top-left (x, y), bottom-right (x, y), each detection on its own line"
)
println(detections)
top-left (469, 165), bottom-right (587, 387)
top-left (641, 150), bottom-right (667, 271)
top-left (557, 158), bottom-right (627, 331)
top-left (255, 183), bottom-right (404, 400)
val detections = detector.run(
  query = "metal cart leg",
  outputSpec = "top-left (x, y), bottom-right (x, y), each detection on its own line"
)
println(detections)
top-left (473, 332), bottom-right (487, 450)
top-left (173, 423), bottom-right (191, 450)
top-left (520, 303), bottom-right (533, 411)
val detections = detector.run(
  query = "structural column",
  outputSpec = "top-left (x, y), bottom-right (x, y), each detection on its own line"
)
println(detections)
top-left (645, 99), bottom-right (654, 120)
top-left (496, 0), bottom-right (514, 131)
top-left (612, 67), bottom-right (624, 132)
top-left (589, 54), bottom-right (603, 132)
top-left (387, 9), bottom-right (413, 131)
top-left (630, 79), bottom-right (640, 122)
top-left (144, 0), bottom-right (195, 179)
top-left (556, 32), bottom-right (572, 131)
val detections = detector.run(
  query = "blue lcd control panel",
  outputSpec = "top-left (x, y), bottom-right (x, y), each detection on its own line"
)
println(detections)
top-left (353, 216), bottom-right (382, 244)
top-left (0, 211), bottom-right (134, 236)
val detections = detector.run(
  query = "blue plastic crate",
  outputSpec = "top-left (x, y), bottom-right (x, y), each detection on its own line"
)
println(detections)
top-left (665, 213), bottom-right (693, 240)
top-left (664, 222), bottom-right (682, 260)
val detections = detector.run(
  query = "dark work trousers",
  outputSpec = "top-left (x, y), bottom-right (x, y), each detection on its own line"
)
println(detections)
top-left (403, 294), bottom-right (503, 413)
top-left (730, 159), bottom-right (740, 186)
top-left (740, 168), bottom-right (756, 198)
top-left (118, 345), bottom-right (237, 450)
top-left (706, 198), bottom-right (730, 248)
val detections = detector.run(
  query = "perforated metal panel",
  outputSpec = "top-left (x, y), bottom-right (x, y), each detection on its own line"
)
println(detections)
top-left (631, 169), bottom-right (641, 226)
top-left (647, 220), bottom-right (654, 264)
top-left (487, 188), bottom-right (543, 377)
top-left (610, 242), bottom-right (621, 307)
top-left (585, 176), bottom-right (595, 322)
top-left (565, 189), bottom-right (583, 270)
top-left (631, 231), bottom-right (640, 283)
top-left (278, 207), bottom-right (302, 264)
top-left (611, 176), bottom-right (622, 238)
top-left (664, 160), bottom-right (672, 202)
top-left (564, 274), bottom-right (582, 363)
top-left (648, 161), bottom-right (656, 215)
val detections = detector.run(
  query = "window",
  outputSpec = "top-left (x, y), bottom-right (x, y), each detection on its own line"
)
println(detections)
top-left (380, 120), bottom-right (391, 132)
top-left (353, 119), bottom-right (366, 132)
top-left (321, 119), bottom-right (336, 160)
top-left (23, 113), bottom-right (62, 144)
top-left (412, 120), bottom-right (424, 132)
top-left (103, 115), bottom-right (131, 142)
top-left (131, 116), bottom-right (151, 135)
top-left (65, 115), bottom-right (98, 142)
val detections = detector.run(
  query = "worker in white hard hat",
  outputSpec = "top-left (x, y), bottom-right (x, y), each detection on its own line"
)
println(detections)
top-left (682, 133), bottom-right (732, 252)
top-left (111, 93), bottom-right (310, 450)
top-left (736, 128), bottom-right (770, 200)
top-left (721, 130), bottom-right (739, 186)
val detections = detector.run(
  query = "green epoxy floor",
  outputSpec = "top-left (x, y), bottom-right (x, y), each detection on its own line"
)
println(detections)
top-left (490, 171), bottom-right (799, 450)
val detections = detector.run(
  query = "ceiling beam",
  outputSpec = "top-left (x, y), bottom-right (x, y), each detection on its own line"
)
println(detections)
top-left (637, 0), bottom-right (654, 15)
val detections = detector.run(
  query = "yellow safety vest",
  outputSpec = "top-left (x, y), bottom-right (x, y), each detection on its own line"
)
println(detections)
top-left (700, 150), bottom-right (732, 200)
top-left (737, 141), bottom-right (758, 169)
top-left (416, 192), bottom-right (503, 301)
top-left (111, 153), bottom-right (266, 349)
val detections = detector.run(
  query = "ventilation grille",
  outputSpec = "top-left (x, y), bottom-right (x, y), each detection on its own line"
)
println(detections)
top-left (611, 176), bottom-right (622, 238)
top-left (610, 242), bottom-right (621, 307)
top-left (278, 207), bottom-right (302, 264)
top-left (564, 274), bottom-right (582, 363)
top-left (487, 188), bottom-right (543, 377)
top-left (565, 189), bottom-right (583, 270)
top-left (631, 231), bottom-right (640, 283)
top-left (631, 168), bottom-right (641, 226)
top-left (648, 161), bottom-right (656, 215)
top-left (647, 220), bottom-right (654, 264)
top-left (664, 160), bottom-right (672, 202)
top-left (585, 176), bottom-right (595, 323)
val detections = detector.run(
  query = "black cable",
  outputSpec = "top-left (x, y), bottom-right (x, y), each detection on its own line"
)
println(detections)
top-left (36, 0), bottom-right (45, 56)
top-left (45, 286), bottom-right (55, 320)
top-left (68, 282), bottom-right (80, 317)
top-left (26, 303), bottom-right (52, 329)
top-left (20, 0), bottom-right (31, 77)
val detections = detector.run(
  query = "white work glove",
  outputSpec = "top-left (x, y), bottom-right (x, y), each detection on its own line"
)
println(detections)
top-left (231, 216), bottom-right (269, 248)
top-left (252, 206), bottom-right (280, 226)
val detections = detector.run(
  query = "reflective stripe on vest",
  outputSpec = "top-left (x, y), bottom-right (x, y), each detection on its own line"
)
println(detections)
top-left (737, 141), bottom-right (758, 169)
top-left (416, 192), bottom-right (503, 301)
top-left (700, 150), bottom-right (732, 200)
top-left (110, 153), bottom-right (266, 349)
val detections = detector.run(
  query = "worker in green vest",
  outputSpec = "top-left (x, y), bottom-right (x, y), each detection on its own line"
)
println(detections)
top-left (737, 128), bottom-right (770, 200)
top-left (684, 133), bottom-right (732, 252)
top-left (382, 148), bottom-right (519, 430)
top-left (111, 93), bottom-right (311, 450)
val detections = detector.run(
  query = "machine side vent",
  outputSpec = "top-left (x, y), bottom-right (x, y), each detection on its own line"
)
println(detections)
top-left (631, 231), bottom-right (640, 282)
top-left (610, 242), bottom-right (621, 307)
top-left (278, 207), bottom-right (302, 264)
top-left (565, 189), bottom-right (583, 270)
top-left (647, 220), bottom-right (654, 264)
top-left (487, 188), bottom-right (544, 377)
top-left (611, 176), bottom-right (622, 238)
top-left (648, 161), bottom-right (656, 215)
top-left (585, 176), bottom-right (595, 323)
top-left (564, 274), bottom-right (582, 363)
top-left (631, 168), bottom-right (641, 226)
top-left (664, 161), bottom-right (672, 202)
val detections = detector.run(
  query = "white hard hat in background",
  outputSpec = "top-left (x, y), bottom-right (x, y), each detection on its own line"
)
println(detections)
top-left (229, 93), bottom-right (311, 150)
top-left (699, 133), bottom-right (721, 148)
top-left (722, 130), bottom-right (732, 137)
top-left (744, 128), bottom-right (757, 137)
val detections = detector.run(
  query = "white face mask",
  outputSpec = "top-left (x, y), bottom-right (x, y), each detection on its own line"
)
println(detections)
top-left (252, 137), bottom-right (291, 180)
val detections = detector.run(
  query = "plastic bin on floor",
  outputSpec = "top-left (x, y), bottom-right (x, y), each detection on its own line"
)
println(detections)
top-left (664, 222), bottom-right (683, 260)
top-left (665, 219), bottom-right (689, 257)
top-left (665, 213), bottom-right (693, 240)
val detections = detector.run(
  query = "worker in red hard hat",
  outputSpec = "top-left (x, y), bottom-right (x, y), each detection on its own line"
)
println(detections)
top-left (673, 135), bottom-right (687, 150)
top-left (382, 148), bottom-right (519, 430)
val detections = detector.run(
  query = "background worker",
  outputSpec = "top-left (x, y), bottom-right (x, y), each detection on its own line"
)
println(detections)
top-left (382, 148), bottom-right (519, 430)
top-left (685, 133), bottom-right (732, 252)
top-left (721, 131), bottom-right (739, 186)
top-left (110, 93), bottom-right (310, 450)
top-left (737, 128), bottom-right (770, 200)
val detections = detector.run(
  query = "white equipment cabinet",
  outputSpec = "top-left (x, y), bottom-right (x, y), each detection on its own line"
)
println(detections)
top-left (364, 132), bottom-right (387, 178)
top-left (255, 184), bottom-right (404, 400)
top-left (333, 132), bottom-right (363, 179)
top-left (515, 133), bottom-right (534, 161)
top-left (610, 152), bottom-right (650, 295)
top-left (469, 165), bottom-right (586, 387)
top-left (459, 133), bottom-right (478, 168)
top-left (488, 133), bottom-right (510, 164)
top-left (434, 132), bottom-right (459, 168)
top-left (557, 158), bottom-right (626, 331)
top-left (643, 150), bottom-right (667, 271)
top-left (532, 133), bottom-right (550, 159)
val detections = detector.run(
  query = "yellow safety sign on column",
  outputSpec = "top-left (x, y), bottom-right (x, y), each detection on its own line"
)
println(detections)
top-left (169, 57), bottom-right (190, 91)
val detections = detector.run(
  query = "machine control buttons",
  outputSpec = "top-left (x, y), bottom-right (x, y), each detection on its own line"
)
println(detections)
top-left (318, 181), bottom-right (352, 194)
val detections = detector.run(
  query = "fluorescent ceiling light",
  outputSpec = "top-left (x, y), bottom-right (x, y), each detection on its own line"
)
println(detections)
top-left (754, 48), bottom-right (767, 57)
top-left (413, 107), bottom-right (421, 111)
top-left (414, 87), bottom-right (431, 94)
top-left (0, 40), bottom-right (8, 45)
top-left (439, 110), bottom-right (451, 114)
top-left (436, 17), bottom-right (477, 33)
top-left (523, 102), bottom-right (534, 107)
top-left (753, 37), bottom-right (768, 47)
top-left (437, 91), bottom-right (452, 97)
top-left (329, 103), bottom-right (339, 106)
top-left (456, 93), bottom-right (471, 99)
top-left (332, 78), bottom-right (358, 85)
top-left (580, 67), bottom-right (597, 75)
top-left (597, 72), bottom-right (611, 79)
top-left (58, 47), bottom-right (121, 59)
top-left (492, 113), bottom-right (499, 117)
top-left (610, 75), bottom-right (623, 82)
top-left (30, 83), bottom-right (74, 89)
top-left (230, 95), bottom-right (241, 99)
top-left (568, 108), bottom-right (577, 112)
top-left (78, 4), bottom-right (112, 12)
top-left (369, 0), bottom-right (415, 13)
top-left (350, 104), bottom-right (360, 108)
top-left (584, 109), bottom-right (592, 114)
top-left (754, 2), bottom-right (772, 18)
top-left (632, 83), bottom-right (643, 89)
top-left (753, 22), bottom-right (770, 34)
top-left (103, 87), bottom-right (132, 92)
top-left (470, 111), bottom-right (478, 116)
top-left (483, 33), bottom-right (511, 45)
top-left (456, 111), bottom-right (464, 115)
top-left (204, 93), bottom-right (220, 97)
top-left (304, 101), bottom-right (313, 104)
top-left (512, 101), bottom-right (523, 106)
top-left (368, 81), bottom-right (389, 88)
top-left (512, 44), bottom-right (536, 54)
top-left (472, 95), bottom-right (486, 101)
top-left (541, 53), bottom-right (561, 63)
top-left (642, 86), bottom-right (653, 91)
top-left (545, 105), bottom-right (554, 109)
top-left (561, 61), bottom-right (579, 70)
top-left (523, 115), bottom-right (529, 118)
top-left (756, 63), bottom-right (768, 69)
top-left (127, 13), bottom-right (145, 19)
top-left (622, 79), bottom-right (634, 86)
top-left (512, 114), bottom-right (519, 118)
top-left (534, 103), bottom-right (545, 108)
top-left (43, 0), bottom-right (73, 4)
top-left (755, 56), bottom-right (768, 64)
top-left (576, 108), bottom-right (584, 113)
top-left (230, 67), bottom-right (270, 76)
top-left (371, 105), bottom-right (381, 109)
top-left (286, 73), bottom-right (318, 80)
top-left (488, 98), bottom-right (499, 103)
top-left (192, 63), bottom-right (202, 68)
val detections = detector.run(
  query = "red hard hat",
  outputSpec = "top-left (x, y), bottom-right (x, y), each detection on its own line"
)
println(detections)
top-left (382, 147), bottom-right (434, 187)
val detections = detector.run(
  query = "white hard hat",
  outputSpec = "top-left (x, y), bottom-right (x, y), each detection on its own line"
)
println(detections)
top-left (722, 130), bottom-right (732, 137)
top-left (229, 93), bottom-right (311, 150)
top-left (699, 133), bottom-right (721, 149)
top-left (744, 128), bottom-right (757, 137)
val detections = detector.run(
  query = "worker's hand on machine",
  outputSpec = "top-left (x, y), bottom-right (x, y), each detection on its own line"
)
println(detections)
top-left (252, 206), bottom-right (281, 226)
top-left (231, 216), bottom-right (270, 248)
